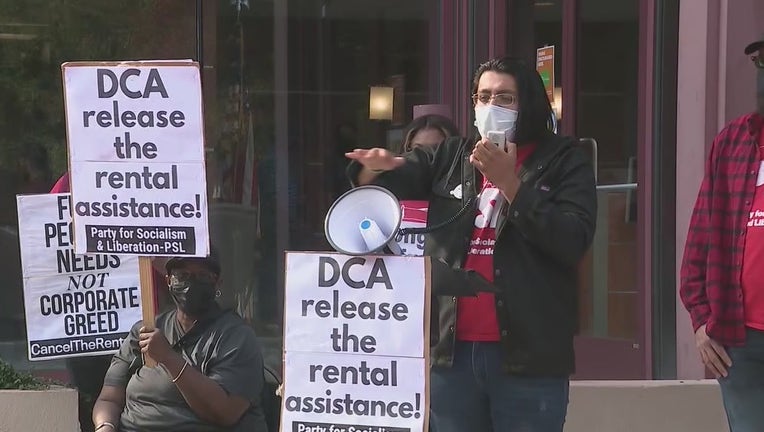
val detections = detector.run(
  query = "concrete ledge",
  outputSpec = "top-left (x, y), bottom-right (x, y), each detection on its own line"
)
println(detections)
top-left (566, 380), bottom-right (729, 432)
top-left (0, 387), bottom-right (78, 431)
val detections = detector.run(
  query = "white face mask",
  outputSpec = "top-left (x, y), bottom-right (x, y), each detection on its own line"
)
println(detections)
top-left (474, 104), bottom-right (518, 141)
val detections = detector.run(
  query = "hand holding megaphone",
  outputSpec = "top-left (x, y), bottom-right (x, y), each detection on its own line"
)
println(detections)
top-left (345, 148), bottom-right (405, 173)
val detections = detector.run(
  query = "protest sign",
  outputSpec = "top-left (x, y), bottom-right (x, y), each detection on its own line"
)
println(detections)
top-left (62, 61), bottom-right (208, 257)
top-left (282, 252), bottom-right (430, 432)
top-left (394, 201), bottom-right (428, 256)
top-left (16, 193), bottom-right (142, 360)
top-left (283, 352), bottom-right (426, 432)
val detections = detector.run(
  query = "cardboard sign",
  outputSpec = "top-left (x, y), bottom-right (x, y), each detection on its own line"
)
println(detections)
top-left (16, 194), bottom-right (142, 360)
top-left (395, 200), bottom-right (428, 256)
top-left (62, 61), bottom-right (208, 257)
top-left (282, 252), bottom-right (430, 432)
top-left (536, 46), bottom-right (555, 103)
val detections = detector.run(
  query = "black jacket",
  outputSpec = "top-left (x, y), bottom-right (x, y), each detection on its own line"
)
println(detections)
top-left (348, 133), bottom-right (597, 377)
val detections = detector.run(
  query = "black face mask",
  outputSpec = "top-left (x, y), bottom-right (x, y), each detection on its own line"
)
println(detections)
top-left (169, 276), bottom-right (217, 317)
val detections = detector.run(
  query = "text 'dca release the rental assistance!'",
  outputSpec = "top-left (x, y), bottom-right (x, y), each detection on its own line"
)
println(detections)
top-left (282, 253), bottom-right (431, 432)
top-left (62, 61), bottom-right (208, 257)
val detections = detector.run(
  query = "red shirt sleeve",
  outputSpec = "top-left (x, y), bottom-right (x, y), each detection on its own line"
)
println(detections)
top-left (49, 172), bottom-right (70, 193)
top-left (679, 139), bottom-right (717, 331)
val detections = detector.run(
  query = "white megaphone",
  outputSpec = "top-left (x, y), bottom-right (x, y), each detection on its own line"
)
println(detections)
top-left (324, 185), bottom-right (403, 255)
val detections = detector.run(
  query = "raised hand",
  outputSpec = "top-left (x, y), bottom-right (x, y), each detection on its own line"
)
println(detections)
top-left (345, 148), bottom-right (405, 173)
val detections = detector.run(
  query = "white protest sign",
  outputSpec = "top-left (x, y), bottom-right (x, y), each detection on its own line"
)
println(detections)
top-left (16, 193), bottom-right (142, 360)
top-left (283, 252), bottom-right (430, 432)
top-left (394, 200), bottom-right (428, 256)
top-left (283, 352), bottom-right (426, 432)
top-left (62, 61), bottom-right (208, 257)
top-left (285, 254), bottom-right (427, 357)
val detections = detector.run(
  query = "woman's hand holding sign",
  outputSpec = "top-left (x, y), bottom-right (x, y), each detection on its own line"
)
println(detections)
top-left (138, 326), bottom-right (175, 365)
top-left (137, 325), bottom-right (251, 426)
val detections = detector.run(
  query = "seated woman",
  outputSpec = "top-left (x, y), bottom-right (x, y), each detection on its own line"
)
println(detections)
top-left (92, 251), bottom-right (268, 432)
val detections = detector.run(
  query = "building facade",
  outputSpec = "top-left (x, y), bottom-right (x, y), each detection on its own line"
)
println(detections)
top-left (0, 0), bottom-right (762, 383)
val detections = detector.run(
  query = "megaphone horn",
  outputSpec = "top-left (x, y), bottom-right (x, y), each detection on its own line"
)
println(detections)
top-left (324, 185), bottom-right (403, 256)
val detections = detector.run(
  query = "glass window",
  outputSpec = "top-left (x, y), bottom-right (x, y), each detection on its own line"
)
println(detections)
top-left (0, 0), bottom-right (195, 375)
top-left (206, 0), bottom-right (440, 369)
top-left (2, 0), bottom-right (442, 378)
top-left (505, 0), bottom-right (562, 127)
top-left (577, 0), bottom-right (640, 340)
top-left (503, 0), bottom-right (643, 376)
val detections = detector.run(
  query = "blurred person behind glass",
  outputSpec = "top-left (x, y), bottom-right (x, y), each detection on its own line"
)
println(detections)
top-left (397, 114), bottom-right (459, 153)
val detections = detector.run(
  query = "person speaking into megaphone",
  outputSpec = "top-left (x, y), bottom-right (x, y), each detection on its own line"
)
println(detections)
top-left (346, 57), bottom-right (596, 432)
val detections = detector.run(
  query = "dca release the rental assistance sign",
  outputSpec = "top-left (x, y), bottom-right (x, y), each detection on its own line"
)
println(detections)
top-left (282, 253), bottom-right (431, 432)
top-left (62, 61), bottom-right (208, 257)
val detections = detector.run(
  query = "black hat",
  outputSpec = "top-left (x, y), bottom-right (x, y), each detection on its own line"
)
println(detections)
top-left (165, 245), bottom-right (221, 275)
top-left (744, 37), bottom-right (764, 55)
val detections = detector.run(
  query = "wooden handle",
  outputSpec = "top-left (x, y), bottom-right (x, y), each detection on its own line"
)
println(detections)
top-left (139, 256), bottom-right (157, 368)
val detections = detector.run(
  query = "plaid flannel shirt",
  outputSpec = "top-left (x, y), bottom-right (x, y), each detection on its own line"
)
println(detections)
top-left (680, 113), bottom-right (764, 346)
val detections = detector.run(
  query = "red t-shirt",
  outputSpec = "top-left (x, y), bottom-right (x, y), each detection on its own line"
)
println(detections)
top-left (741, 129), bottom-right (764, 330)
top-left (456, 144), bottom-right (536, 341)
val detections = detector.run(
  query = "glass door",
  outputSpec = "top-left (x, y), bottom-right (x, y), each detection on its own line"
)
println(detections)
top-left (505, 0), bottom-right (647, 379)
top-left (573, 0), bottom-right (643, 380)
top-left (204, 0), bottom-right (444, 371)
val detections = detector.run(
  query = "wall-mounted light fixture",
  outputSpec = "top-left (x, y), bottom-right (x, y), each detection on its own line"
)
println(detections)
top-left (369, 86), bottom-right (394, 120)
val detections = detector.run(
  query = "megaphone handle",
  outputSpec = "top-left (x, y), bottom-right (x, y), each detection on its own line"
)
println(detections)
top-left (386, 240), bottom-right (403, 255)
top-left (400, 196), bottom-right (476, 236)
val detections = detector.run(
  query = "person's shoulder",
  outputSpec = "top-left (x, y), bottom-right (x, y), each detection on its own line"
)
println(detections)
top-left (126, 318), bottom-right (146, 339)
top-left (726, 112), bottom-right (760, 128)
top-left (156, 308), bottom-right (178, 328)
top-left (217, 317), bottom-right (264, 359)
top-left (718, 112), bottom-right (760, 139)
top-left (216, 310), bottom-right (262, 344)
top-left (444, 135), bottom-right (470, 145)
top-left (425, 135), bottom-right (470, 163)
top-left (541, 132), bottom-right (577, 147)
top-left (441, 135), bottom-right (471, 151)
top-left (540, 134), bottom-right (589, 165)
top-left (49, 172), bottom-right (70, 194)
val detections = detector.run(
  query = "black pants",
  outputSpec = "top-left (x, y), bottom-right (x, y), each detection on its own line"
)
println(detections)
top-left (66, 355), bottom-right (112, 432)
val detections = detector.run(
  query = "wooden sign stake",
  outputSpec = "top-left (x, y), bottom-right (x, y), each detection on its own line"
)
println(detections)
top-left (139, 256), bottom-right (157, 367)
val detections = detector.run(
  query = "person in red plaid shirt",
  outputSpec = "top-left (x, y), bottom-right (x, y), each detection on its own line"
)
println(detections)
top-left (680, 36), bottom-right (764, 432)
